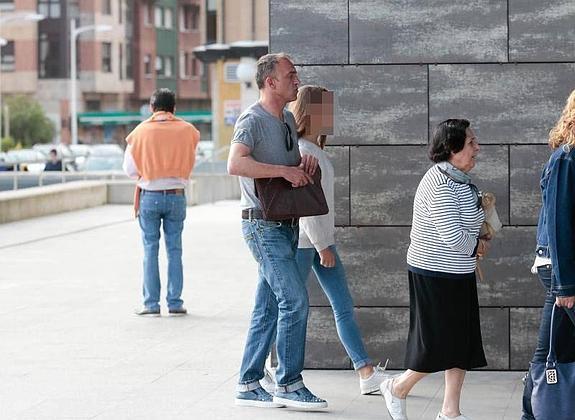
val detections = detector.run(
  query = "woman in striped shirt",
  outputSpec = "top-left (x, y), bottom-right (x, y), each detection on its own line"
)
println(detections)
top-left (380, 119), bottom-right (489, 420)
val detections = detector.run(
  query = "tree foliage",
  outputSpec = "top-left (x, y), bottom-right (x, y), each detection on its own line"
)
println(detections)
top-left (2, 95), bottom-right (55, 148)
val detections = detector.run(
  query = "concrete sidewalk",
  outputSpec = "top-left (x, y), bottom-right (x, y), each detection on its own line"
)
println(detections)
top-left (0, 201), bottom-right (524, 419)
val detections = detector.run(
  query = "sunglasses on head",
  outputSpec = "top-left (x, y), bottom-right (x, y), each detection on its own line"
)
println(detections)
top-left (284, 122), bottom-right (294, 151)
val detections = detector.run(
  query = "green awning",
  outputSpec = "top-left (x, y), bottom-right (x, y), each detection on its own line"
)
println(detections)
top-left (78, 110), bottom-right (212, 126)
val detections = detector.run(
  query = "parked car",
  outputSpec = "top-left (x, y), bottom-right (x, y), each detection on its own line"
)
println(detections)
top-left (81, 155), bottom-right (124, 171)
top-left (89, 144), bottom-right (124, 156)
top-left (5, 149), bottom-right (47, 173)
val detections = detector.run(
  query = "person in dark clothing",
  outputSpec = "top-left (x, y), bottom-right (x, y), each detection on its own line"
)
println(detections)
top-left (44, 149), bottom-right (62, 171)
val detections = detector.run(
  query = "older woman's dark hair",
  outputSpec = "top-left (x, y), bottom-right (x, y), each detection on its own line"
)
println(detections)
top-left (428, 119), bottom-right (471, 163)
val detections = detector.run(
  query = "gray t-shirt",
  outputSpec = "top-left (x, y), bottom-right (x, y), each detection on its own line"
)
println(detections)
top-left (231, 102), bottom-right (301, 209)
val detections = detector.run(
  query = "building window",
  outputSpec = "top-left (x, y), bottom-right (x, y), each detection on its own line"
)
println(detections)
top-left (155, 55), bottom-right (163, 77)
top-left (118, 0), bottom-right (123, 23)
top-left (119, 43), bottom-right (124, 79)
top-left (179, 51), bottom-right (188, 79)
top-left (191, 57), bottom-right (198, 77)
top-left (206, 0), bottom-right (216, 44)
top-left (0, 0), bottom-right (15, 11)
top-left (164, 56), bottom-right (173, 77)
top-left (38, 0), bottom-right (61, 18)
top-left (39, 32), bottom-right (63, 78)
top-left (164, 7), bottom-right (173, 29)
top-left (154, 6), bottom-right (163, 27)
top-left (86, 100), bottom-right (101, 111)
top-left (144, 54), bottom-right (152, 77)
top-left (143, 2), bottom-right (153, 26)
top-left (102, 42), bottom-right (112, 72)
top-left (102, 0), bottom-right (111, 15)
top-left (126, 42), bottom-right (132, 79)
top-left (224, 62), bottom-right (239, 83)
top-left (180, 4), bottom-right (199, 32)
top-left (0, 40), bottom-right (15, 72)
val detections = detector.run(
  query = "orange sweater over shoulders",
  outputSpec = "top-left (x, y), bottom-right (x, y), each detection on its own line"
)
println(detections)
top-left (126, 111), bottom-right (200, 181)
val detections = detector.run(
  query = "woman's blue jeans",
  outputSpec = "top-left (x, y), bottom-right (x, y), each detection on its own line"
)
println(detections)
top-left (296, 245), bottom-right (371, 370)
top-left (138, 191), bottom-right (186, 311)
top-left (521, 265), bottom-right (575, 419)
top-left (238, 219), bottom-right (309, 390)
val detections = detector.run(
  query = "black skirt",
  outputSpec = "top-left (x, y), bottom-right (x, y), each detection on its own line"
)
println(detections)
top-left (404, 270), bottom-right (487, 373)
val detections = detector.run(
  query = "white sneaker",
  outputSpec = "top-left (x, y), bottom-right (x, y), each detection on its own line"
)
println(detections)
top-left (260, 366), bottom-right (275, 393)
top-left (436, 412), bottom-right (470, 420)
top-left (360, 359), bottom-right (389, 394)
top-left (380, 375), bottom-right (407, 420)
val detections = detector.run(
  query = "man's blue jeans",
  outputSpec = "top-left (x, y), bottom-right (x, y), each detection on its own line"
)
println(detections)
top-left (138, 191), bottom-right (186, 311)
top-left (296, 245), bottom-right (371, 370)
top-left (238, 219), bottom-right (309, 390)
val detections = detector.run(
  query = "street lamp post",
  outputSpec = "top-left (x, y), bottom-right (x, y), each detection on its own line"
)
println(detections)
top-left (0, 12), bottom-right (44, 152)
top-left (69, 19), bottom-right (111, 145)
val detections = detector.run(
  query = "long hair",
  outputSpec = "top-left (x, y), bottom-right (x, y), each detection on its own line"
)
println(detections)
top-left (549, 89), bottom-right (575, 149)
top-left (289, 85), bottom-right (329, 149)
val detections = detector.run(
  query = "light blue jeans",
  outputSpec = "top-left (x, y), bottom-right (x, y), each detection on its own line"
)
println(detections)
top-left (138, 191), bottom-right (186, 311)
top-left (296, 245), bottom-right (371, 370)
top-left (238, 219), bottom-right (309, 390)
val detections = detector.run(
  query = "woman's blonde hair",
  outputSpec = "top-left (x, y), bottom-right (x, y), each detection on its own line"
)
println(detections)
top-left (549, 89), bottom-right (575, 149)
top-left (290, 85), bottom-right (329, 149)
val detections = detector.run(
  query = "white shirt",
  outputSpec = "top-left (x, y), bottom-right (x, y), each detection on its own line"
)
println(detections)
top-left (122, 144), bottom-right (188, 190)
top-left (297, 139), bottom-right (335, 251)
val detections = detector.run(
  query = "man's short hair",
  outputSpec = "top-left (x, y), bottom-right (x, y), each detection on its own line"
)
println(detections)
top-left (150, 88), bottom-right (176, 113)
top-left (255, 53), bottom-right (293, 90)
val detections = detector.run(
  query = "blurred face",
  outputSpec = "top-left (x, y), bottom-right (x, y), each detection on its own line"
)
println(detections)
top-left (449, 128), bottom-right (480, 173)
top-left (306, 90), bottom-right (334, 136)
top-left (268, 58), bottom-right (300, 102)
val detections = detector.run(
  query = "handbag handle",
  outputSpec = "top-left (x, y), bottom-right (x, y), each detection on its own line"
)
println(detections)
top-left (546, 305), bottom-right (559, 369)
top-left (546, 304), bottom-right (575, 368)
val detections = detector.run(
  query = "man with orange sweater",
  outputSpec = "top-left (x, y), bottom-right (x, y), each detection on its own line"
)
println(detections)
top-left (123, 88), bottom-right (200, 316)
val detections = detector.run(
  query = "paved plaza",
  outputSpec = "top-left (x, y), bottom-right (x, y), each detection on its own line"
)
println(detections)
top-left (0, 201), bottom-right (525, 419)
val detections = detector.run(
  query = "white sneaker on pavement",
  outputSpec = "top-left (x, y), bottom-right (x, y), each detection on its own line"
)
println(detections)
top-left (380, 375), bottom-right (407, 420)
top-left (436, 412), bottom-right (470, 420)
top-left (360, 359), bottom-right (389, 394)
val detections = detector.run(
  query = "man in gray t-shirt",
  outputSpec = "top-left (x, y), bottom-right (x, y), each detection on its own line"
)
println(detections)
top-left (228, 53), bottom-right (327, 410)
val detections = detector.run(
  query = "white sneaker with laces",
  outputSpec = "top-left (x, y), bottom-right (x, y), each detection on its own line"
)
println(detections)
top-left (436, 412), bottom-right (470, 420)
top-left (380, 375), bottom-right (407, 420)
top-left (360, 359), bottom-right (389, 394)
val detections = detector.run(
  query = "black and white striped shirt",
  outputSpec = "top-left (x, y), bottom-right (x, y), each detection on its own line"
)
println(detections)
top-left (407, 165), bottom-right (484, 275)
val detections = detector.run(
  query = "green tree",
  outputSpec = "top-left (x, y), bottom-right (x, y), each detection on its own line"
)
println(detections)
top-left (2, 95), bottom-right (55, 148)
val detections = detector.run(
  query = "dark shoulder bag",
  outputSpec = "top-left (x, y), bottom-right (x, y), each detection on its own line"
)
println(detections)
top-left (254, 166), bottom-right (328, 220)
top-left (530, 304), bottom-right (575, 420)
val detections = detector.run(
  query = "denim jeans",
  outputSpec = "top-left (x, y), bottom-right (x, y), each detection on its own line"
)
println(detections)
top-left (238, 219), bottom-right (309, 390)
top-left (138, 191), bottom-right (187, 311)
top-left (521, 265), bottom-right (575, 419)
top-left (296, 245), bottom-right (371, 370)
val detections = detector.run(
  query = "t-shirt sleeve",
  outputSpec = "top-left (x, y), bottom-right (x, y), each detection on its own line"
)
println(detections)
top-left (231, 117), bottom-right (256, 151)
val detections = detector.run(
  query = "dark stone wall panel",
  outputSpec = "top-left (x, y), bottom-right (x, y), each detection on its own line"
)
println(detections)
top-left (429, 64), bottom-right (575, 144)
top-left (480, 308), bottom-right (509, 370)
top-left (473, 145), bottom-right (510, 226)
top-left (269, 0), bottom-right (348, 64)
top-left (509, 0), bottom-right (575, 62)
top-left (355, 308), bottom-right (410, 369)
top-left (477, 227), bottom-right (545, 306)
top-left (350, 0), bottom-right (507, 64)
top-left (298, 66), bottom-right (428, 145)
top-left (350, 146), bottom-right (429, 225)
top-left (325, 146), bottom-right (350, 226)
top-left (510, 308), bottom-right (542, 370)
top-left (336, 227), bottom-right (411, 306)
top-left (305, 307), bottom-right (351, 369)
top-left (510, 145), bottom-right (550, 225)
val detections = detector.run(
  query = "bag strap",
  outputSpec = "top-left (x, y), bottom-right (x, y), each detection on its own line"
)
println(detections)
top-left (546, 304), bottom-right (559, 368)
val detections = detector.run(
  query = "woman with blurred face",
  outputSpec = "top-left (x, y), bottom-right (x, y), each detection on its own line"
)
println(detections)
top-left (288, 85), bottom-right (389, 395)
